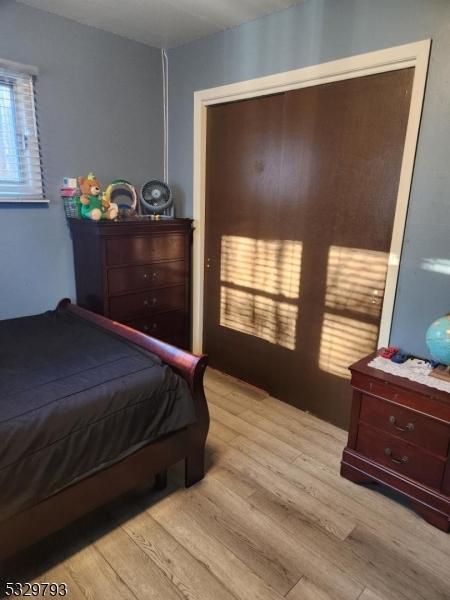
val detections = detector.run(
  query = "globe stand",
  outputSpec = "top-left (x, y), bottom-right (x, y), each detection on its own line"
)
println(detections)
top-left (429, 364), bottom-right (450, 382)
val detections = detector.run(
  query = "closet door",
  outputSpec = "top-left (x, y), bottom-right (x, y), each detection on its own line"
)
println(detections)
top-left (204, 69), bottom-right (414, 428)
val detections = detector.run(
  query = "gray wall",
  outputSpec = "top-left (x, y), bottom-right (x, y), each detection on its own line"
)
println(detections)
top-left (167, 0), bottom-right (450, 357)
top-left (0, 0), bottom-right (163, 319)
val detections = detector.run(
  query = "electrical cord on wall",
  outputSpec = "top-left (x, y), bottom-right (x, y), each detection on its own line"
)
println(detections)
top-left (161, 48), bottom-right (169, 184)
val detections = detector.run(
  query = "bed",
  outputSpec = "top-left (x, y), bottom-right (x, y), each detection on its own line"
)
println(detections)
top-left (0, 299), bottom-right (209, 560)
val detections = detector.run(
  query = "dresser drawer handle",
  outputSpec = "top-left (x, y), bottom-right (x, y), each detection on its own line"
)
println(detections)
top-left (143, 298), bottom-right (157, 307)
top-left (384, 447), bottom-right (408, 464)
top-left (389, 415), bottom-right (414, 432)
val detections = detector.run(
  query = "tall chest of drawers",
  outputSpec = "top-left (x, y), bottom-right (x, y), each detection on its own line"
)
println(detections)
top-left (69, 218), bottom-right (193, 349)
top-left (341, 353), bottom-right (450, 531)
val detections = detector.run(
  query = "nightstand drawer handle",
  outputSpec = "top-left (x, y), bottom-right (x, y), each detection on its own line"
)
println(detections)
top-left (385, 447), bottom-right (408, 464)
top-left (143, 298), bottom-right (157, 307)
top-left (389, 415), bottom-right (414, 432)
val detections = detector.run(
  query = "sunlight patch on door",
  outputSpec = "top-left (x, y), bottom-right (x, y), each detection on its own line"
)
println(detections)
top-left (220, 287), bottom-right (297, 350)
top-left (221, 236), bottom-right (302, 299)
top-left (325, 246), bottom-right (388, 317)
top-left (319, 246), bottom-right (388, 378)
top-left (319, 313), bottom-right (379, 378)
top-left (219, 236), bottom-right (302, 349)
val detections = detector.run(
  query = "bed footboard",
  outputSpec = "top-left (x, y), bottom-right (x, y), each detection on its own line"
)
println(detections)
top-left (60, 299), bottom-right (210, 488)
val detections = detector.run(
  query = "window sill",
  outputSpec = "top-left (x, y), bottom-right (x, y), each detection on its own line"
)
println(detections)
top-left (0, 197), bottom-right (49, 204)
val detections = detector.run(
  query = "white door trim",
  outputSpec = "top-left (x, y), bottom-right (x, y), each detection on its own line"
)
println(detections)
top-left (192, 40), bottom-right (431, 354)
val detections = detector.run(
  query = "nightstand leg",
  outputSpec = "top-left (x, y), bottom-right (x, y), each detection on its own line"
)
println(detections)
top-left (341, 462), bottom-right (374, 485)
top-left (411, 502), bottom-right (450, 532)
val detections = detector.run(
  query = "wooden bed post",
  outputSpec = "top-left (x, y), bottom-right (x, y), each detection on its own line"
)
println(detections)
top-left (185, 355), bottom-right (209, 487)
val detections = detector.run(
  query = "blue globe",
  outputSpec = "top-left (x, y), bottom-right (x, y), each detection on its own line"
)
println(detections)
top-left (426, 314), bottom-right (450, 366)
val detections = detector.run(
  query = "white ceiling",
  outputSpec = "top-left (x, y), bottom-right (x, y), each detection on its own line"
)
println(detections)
top-left (19, 0), bottom-right (303, 49)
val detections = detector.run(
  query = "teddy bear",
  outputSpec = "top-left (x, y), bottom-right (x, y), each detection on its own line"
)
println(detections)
top-left (78, 173), bottom-right (118, 221)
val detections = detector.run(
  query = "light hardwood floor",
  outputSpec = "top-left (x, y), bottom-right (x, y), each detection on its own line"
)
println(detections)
top-left (3, 367), bottom-right (450, 600)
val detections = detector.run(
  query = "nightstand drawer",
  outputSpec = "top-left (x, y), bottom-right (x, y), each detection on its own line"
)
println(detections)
top-left (360, 394), bottom-right (450, 457)
top-left (108, 261), bottom-right (185, 294)
top-left (109, 285), bottom-right (185, 320)
top-left (356, 422), bottom-right (445, 489)
top-left (105, 234), bottom-right (185, 266)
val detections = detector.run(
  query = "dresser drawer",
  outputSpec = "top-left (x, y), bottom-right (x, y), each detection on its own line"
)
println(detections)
top-left (105, 234), bottom-right (185, 266)
top-left (124, 310), bottom-right (187, 341)
top-left (360, 394), bottom-right (450, 457)
top-left (109, 285), bottom-right (185, 320)
top-left (108, 261), bottom-right (185, 295)
top-left (356, 422), bottom-right (445, 489)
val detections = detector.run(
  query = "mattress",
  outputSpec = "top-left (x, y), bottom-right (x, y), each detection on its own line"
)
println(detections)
top-left (0, 307), bottom-right (196, 522)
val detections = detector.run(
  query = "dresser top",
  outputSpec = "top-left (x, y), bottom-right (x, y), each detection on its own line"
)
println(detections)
top-left (69, 217), bottom-right (193, 236)
top-left (351, 352), bottom-right (450, 404)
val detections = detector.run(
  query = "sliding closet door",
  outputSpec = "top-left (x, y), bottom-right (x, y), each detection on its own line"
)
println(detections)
top-left (204, 69), bottom-right (414, 428)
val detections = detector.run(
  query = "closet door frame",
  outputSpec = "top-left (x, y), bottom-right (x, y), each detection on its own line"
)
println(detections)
top-left (192, 40), bottom-right (430, 354)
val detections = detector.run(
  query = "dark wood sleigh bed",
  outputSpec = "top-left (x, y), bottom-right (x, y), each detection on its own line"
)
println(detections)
top-left (0, 299), bottom-right (209, 561)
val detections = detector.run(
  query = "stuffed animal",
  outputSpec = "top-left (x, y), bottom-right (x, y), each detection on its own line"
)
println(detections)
top-left (78, 173), bottom-right (118, 221)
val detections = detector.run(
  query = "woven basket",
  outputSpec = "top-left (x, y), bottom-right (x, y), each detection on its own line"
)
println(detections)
top-left (64, 196), bottom-right (81, 219)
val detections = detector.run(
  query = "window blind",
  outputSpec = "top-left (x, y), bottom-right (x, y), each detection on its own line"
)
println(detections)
top-left (0, 60), bottom-right (45, 202)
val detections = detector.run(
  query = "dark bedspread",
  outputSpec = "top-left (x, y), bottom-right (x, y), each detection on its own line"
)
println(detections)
top-left (0, 307), bottom-right (196, 522)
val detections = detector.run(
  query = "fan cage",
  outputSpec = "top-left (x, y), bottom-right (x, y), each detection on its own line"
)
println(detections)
top-left (140, 180), bottom-right (173, 215)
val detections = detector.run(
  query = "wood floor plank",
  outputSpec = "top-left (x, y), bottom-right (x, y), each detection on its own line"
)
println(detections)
top-left (91, 520), bottom-right (184, 600)
top-left (149, 493), bottom-right (286, 600)
top-left (286, 577), bottom-right (339, 600)
top-left (245, 401), bottom-right (346, 454)
top-left (236, 409), bottom-right (341, 470)
top-left (107, 502), bottom-right (237, 600)
top-left (209, 437), bottom-right (356, 540)
top-left (193, 476), bottom-right (363, 600)
top-left (167, 479), bottom-right (302, 595)
top-left (208, 402), bottom-right (301, 462)
top-left (208, 416), bottom-right (240, 443)
top-left (228, 435), bottom-right (356, 535)
top-left (262, 396), bottom-right (347, 442)
top-left (208, 463), bottom-right (256, 499)
top-left (359, 589), bottom-right (386, 600)
top-left (205, 387), bottom-right (255, 416)
top-left (205, 368), bottom-right (268, 401)
top-left (64, 541), bottom-right (138, 600)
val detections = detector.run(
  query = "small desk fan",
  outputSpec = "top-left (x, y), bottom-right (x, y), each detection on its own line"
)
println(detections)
top-left (140, 180), bottom-right (173, 215)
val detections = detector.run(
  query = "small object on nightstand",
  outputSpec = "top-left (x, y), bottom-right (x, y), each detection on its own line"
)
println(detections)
top-left (426, 313), bottom-right (450, 381)
top-left (429, 364), bottom-right (450, 382)
top-left (378, 346), bottom-right (399, 359)
top-left (391, 350), bottom-right (410, 364)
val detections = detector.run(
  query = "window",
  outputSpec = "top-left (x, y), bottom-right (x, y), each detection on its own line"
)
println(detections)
top-left (0, 59), bottom-right (45, 202)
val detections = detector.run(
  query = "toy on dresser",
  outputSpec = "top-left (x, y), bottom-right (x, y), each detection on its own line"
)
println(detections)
top-left (79, 173), bottom-right (118, 221)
